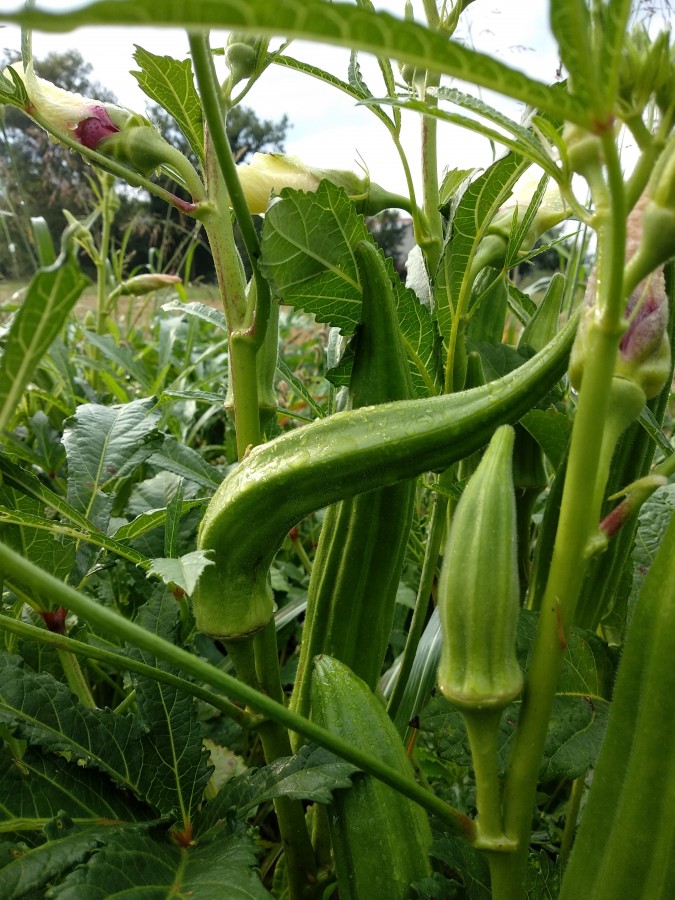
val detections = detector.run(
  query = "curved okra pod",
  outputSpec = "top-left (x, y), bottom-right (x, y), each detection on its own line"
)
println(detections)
top-left (193, 309), bottom-right (579, 640)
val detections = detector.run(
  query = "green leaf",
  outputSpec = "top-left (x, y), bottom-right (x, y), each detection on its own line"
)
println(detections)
top-left (112, 499), bottom-right (205, 543)
top-left (262, 182), bottom-right (440, 395)
top-left (597, 0), bottom-right (632, 112)
top-left (63, 398), bottom-right (162, 531)
top-left (381, 89), bottom-right (558, 176)
top-left (261, 181), bottom-right (369, 334)
top-left (164, 477), bottom-right (185, 558)
top-left (419, 611), bottom-right (615, 781)
top-left (0, 825), bottom-right (130, 899)
top-left (273, 54), bottom-right (396, 133)
top-left (127, 593), bottom-right (212, 824)
top-left (78, 331), bottom-right (154, 391)
top-left (0, 488), bottom-right (75, 593)
top-left (149, 436), bottom-right (224, 490)
top-left (0, 749), bottom-right (153, 826)
top-left (435, 154), bottom-right (528, 347)
top-left (0, 1), bottom-right (590, 126)
top-left (0, 242), bottom-right (89, 433)
top-left (0, 64), bottom-right (28, 108)
top-left (520, 408), bottom-right (572, 471)
top-left (196, 745), bottom-right (357, 831)
top-left (549, 0), bottom-right (598, 111)
top-left (162, 298), bottom-right (228, 331)
top-left (132, 45), bottom-right (205, 162)
top-left (628, 483), bottom-right (675, 618)
top-left (0, 450), bottom-right (151, 570)
top-left (0, 654), bottom-right (157, 806)
top-left (47, 827), bottom-right (273, 899)
top-left (147, 550), bottom-right (214, 596)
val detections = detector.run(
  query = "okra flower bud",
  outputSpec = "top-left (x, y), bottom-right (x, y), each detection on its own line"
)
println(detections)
top-left (118, 273), bottom-right (182, 296)
top-left (569, 193), bottom-right (671, 400)
top-left (3, 61), bottom-right (137, 149)
top-left (236, 152), bottom-right (412, 215)
top-left (225, 33), bottom-right (265, 86)
top-left (4, 62), bottom-right (198, 188)
top-left (472, 169), bottom-right (568, 274)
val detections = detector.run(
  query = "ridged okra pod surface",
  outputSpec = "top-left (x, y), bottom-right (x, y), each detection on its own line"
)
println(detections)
top-left (559, 511), bottom-right (675, 900)
top-left (291, 239), bottom-right (415, 714)
top-left (311, 655), bottom-right (432, 899)
top-left (437, 425), bottom-right (523, 710)
top-left (193, 310), bottom-right (577, 640)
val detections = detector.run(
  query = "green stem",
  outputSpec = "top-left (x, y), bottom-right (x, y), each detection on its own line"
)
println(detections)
top-left (387, 488), bottom-right (448, 725)
top-left (559, 775), bottom-right (585, 866)
top-left (0, 539), bottom-right (474, 840)
top-left (463, 710), bottom-right (507, 842)
top-left (189, 32), bottom-right (271, 348)
top-left (499, 137), bottom-right (628, 898)
top-left (254, 622), bottom-right (320, 897)
top-left (0, 615), bottom-right (260, 729)
top-left (95, 173), bottom-right (114, 340)
top-left (57, 648), bottom-right (96, 709)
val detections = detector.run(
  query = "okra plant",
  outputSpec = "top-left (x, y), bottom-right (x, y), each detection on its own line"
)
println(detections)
top-left (0, 1), bottom-right (673, 898)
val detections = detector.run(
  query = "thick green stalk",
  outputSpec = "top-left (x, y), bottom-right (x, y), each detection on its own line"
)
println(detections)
top-left (0, 539), bottom-right (474, 840)
top-left (498, 138), bottom-right (628, 899)
top-left (57, 648), bottom-right (97, 709)
top-left (188, 36), bottom-right (309, 892)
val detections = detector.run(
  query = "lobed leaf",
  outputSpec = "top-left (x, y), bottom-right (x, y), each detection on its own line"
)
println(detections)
top-left (132, 45), bottom-right (205, 162)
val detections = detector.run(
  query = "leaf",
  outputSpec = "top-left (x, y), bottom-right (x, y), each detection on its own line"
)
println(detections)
top-left (0, 749), bottom-right (153, 826)
top-left (0, 450), bottom-right (151, 570)
top-left (261, 181), bottom-right (369, 334)
top-left (113, 499), bottom-right (205, 542)
top-left (132, 45), bottom-right (205, 162)
top-left (162, 298), bottom-right (228, 331)
top-left (47, 827), bottom-right (273, 899)
top-left (1, 1), bottom-right (590, 126)
top-left (126, 593), bottom-right (212, 825)
top-left (421, 829), bottom-right (491, 900)
top-left (147, 550), bottom-right (214, 596)
top-left (0, 64), bottom-right (28, 108)
top-left (550, 0), bottom-right (597, 111)
top-left (164, 478), bottom-right (185, 558)
top-left (63, 398), bottom-right (162, 531)
top-left (422, 694), bottom-right (609, 783)
top-left (196, 745), bottom-right (358, 832)
top-left (0, 654), bottom-right (157, 807)
top-left (435, 154), bottom-right (528, 348)
top-left (78, 331), bottom-right (154, 390)
top-left (262, 182), bottom-right (440, 395)
top-left (148, 437), bottom-right (224, 490)
top-left (0, 488), bottom-right (75, 592)
top-left (0, 240), bottom-right (89, 433)
top-left (419, 611), bottom-right (615, 781)
top-left (628, 483), bottom-right (675, 619)
top-left (381, 90), bottom-right (557, 176)
top-left (597, 0), bottom-right (633, 112)
top-left (520, 408), bottom-right (572, 471)
top-left (0, 825), bottom-right (127, 899)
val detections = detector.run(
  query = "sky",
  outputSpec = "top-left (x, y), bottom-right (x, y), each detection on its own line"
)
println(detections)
top-left (1, 1), bottom-right (561, 197)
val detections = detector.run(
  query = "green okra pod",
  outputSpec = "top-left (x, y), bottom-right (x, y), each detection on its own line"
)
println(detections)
top-left (291, 240), bottom-right (415, 719)
top-left (311, 655), bottom-right (432, 899)
top-left (193, 309), bottom-right (578, 640)
top-left (559, 511), bottom-right (675, 899)
top-left (437, 425), bottom-right (522, 710)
